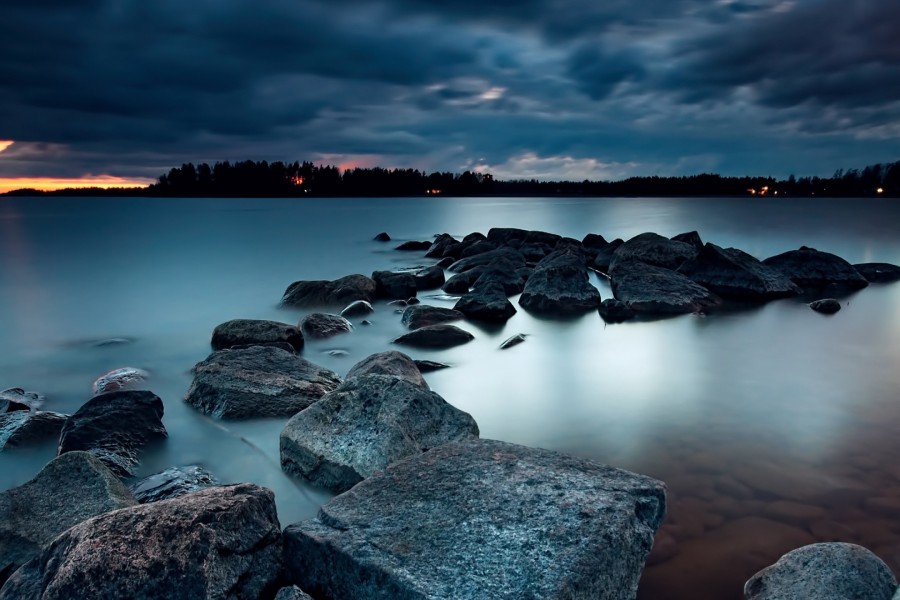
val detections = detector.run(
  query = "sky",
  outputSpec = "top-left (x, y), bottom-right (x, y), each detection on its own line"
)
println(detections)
top-left (0, 0), bottom-right (898, 190)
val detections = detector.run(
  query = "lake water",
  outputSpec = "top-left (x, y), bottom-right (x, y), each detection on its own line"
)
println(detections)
top-left (2, 195), bottom-right (900, 599)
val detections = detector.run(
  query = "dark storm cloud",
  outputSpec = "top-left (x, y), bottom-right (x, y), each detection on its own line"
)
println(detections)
top-left (566, 42), bottom-right (645, 100)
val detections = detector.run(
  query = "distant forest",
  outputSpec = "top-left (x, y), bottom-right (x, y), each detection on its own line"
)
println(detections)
top-left (7, 159), bottom-right (900, 197)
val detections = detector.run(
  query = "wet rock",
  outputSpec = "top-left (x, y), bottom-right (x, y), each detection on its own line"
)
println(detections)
top-left (435, 256), bottom-right (454, 268)
top-left (401, 304), bottom-right (464, 329)
top-left (414, 360), bottom-right (451, 372)
top-left (393, 324), bottom-right (475, 349)
top-left (406, 296), bottom-right (420, 305)
top-left (275, 586), bottom-right (314, 600)
top-left (671, 230), bottom-right (703, 251)
top-left (0, 452), bottom-right (136, 587)
top-left (599, 298), bottom-right (636, 323)
top-left (211, 319), bottom-right (304, 352)
top-left (0, 411), bottom-right (68, 450)
top-left (300, 312), bottom-right (353, 339)
top-left (283, 439), bottom-right (665, 600)
top-left (387, 299), bottom-right (408, 308)
top-left (373, 231), bottom-right (391, 241)
top-left (582, 232), bottom-right (608, 250)
top-left (91, 367), bottom-right (150, 396)
top-left (810, 298), bottom-right (841, 314)
top-left (372, 270), bottom-right (417, 300)
top-left (413, 265), bottom-right (444, 290)
top-left (454, 280), bottom-right (517, 322)
top-left (323, 349), bottom-right (349, 357)
top-left (610, 259), bottom-right (723, 315)
top-left (344, 350), bottom-right (427, 388)
top-left (472, 262), bottom-right (532, 295)
top-left (424, 233), bottom-right (457, 258)
top-left (442, 266), bottom-right (484, 293)
top-left (486, 227), bottom-right (529, 244)
top-left (129, 465), bottom-right (218, 503)
top-left (185, 346), bottom-right (341, 420)
top-left (0, 484), bottom-right (283, 600)
top-left (395, 240), bottom-right (432, 251)
top-left (519, 242), bottom-right (552, 262)
top-left (281, 274), bottom-right (377, 308)
top-left (0, 388), bottom-right (39, 413)
top-left (339, 300), bottom-right (374, 319)
top-left (611, 232), bottom-right (700, 271)
top-left (519, 249), bottom-right (602, 316)
top-left (462, 232), bottom-right (487, 244)
top-left (763, 246), bottom-right (869, 290)
top-left (280, 374), bottom-right (479, 493)
top-left (499, 333), bottom-right (527, 349)
top-left (744, 542), bottom-right (896, 600)
top-left (448, 247), bottom-right (525, 273)
top-left (592, 238), bottom-right (624, 272)
top-left (460, 240), bottom-right (498, 258)
top-left (677, 243), bottom-right (801, 301)
top-left (854, 262), bottom-right (900, 283)
top-left (58, 390), bottom-right (167, 477)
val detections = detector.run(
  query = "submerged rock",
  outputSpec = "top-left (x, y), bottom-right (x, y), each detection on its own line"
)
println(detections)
top-left (499, 333), bottom-right (527, 349)
top-left (677, 243), bottom-right (801, 301)
top-left (612, 232), bottom-right (699, 271)
top-left (0, 388), bottom-right (40, 413)
top-left (763, 246), bottom-right (868, 290)
top-left (401, 304), bottom-right (464, 329)
top-left (610, 259), bottom-right (723, 315)
top-left (58, 390), bottom-right (167, 477)
top-left (185, 346), bottom-right (341, 420)
top-left (339, 300), bottom-right (374, 319)
top-left (283, 438), bottom-right (666, 600)
top-left (280, 374), bottom-right (479, 493)
top-left (395, 240), bottom-right (432, 251)
top-left (0, 411), bottom-right (68, 450)
top-left (393, 324), bottom-right (474, 349)
top-left (853, 262), bottom-right (900, 283)
top-left (810, 298), bottom-right (841, 314)
top-left (454, 280), bottom-right (517, 322)
top-left (300, 313), bottom-right (353, 339)
top-left (0, 484), bottom-right (283, 600)
top-left (344, 350), bottom-right (427, 388)
top-left (744, 543), bottom-right (896, 600)
top-left (372, 271), bottom-right (417, 300)
top-left (373, 231), bottom-right (391, 242)
top-left (599, 298), bottom-right (636, 323)
top-left (211, 319), bottom-right (304, 352)
top-left (519, 249), bottom-right (602, 316)
top-left (414, 359), bottom-right (451, 372)
top-left (281, 274), bottom-right (377, 308)
top-left (129, 465), bottom-right (218, 503)
top-left (0, 452), bottom-right (136, 587)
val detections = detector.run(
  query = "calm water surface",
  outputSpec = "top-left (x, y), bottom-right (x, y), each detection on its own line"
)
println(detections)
top-left (2, 196), bottom-right (900, 599)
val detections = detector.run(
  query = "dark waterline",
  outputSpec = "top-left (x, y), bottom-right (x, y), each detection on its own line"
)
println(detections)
top-left (2, 196), bottom-right (900, 599)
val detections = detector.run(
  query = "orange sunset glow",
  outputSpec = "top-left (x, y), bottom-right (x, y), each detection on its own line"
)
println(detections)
top-left (0, 176), bottom-right (153, 195)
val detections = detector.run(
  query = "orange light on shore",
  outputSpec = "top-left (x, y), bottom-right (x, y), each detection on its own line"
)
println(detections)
top-left (0, 140), bottom-right (13, 153)
top-left (0, 176), bottom-right (153, 195)
top-left (877, 187), bottom-right (884, 194)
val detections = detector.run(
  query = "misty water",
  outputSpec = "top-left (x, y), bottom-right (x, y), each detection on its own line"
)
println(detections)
top-left (2, 195), bottom-right (900, 599)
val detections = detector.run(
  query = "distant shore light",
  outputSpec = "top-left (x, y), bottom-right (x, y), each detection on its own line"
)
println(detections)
top-left (877, 187), bottom-right (884, 194)
top-left (0, 140), bottom-right (13, 153)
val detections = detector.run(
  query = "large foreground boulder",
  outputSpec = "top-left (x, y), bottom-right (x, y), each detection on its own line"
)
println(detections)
top-left (393, 324), bottom-right (474, 349)
top-left (0, 411), bottom-right (68, 450)
top-left (401, 305), bottom-right (464, 329)
top-left (519, 249), bottom-right (602, 316)
top-left (0, 484), bottom-right (283, 600)
top-left (185, 346), bottom-right (341, 419)
top-left (677, 243), bottom-right (801, 300)
top-left (454, 280), bottom-right (517, 322)
top-left (744, 542), bottom-right (896, 600)
top-left (281, 274), bottom-right (377, 307)
top-left (283, 439), bottom-right (666, 600)
top-left (611, 232), bottom-right (699, 271)
top-left (0, 452), bottom-right (136, 586)
top-left (762, 247), bottom-right (868, 290)
top-left (211, 319), bottom-right (304, 352)
top-left (280, 374), bottom-right (479, 493)
top-left (58, 390), bottom-right (168, 477)
top-left (610, 259), bottom-right (723, 315)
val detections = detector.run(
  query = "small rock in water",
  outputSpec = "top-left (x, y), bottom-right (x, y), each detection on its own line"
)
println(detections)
top-left (211, 319), bottom-right (304, 352)
top-left (414, 359), bottom-right (451, 372)
top-left (90, 337), bottom-right (133, 347)
top-left (0, 388), bottom-right (43, 412)
top-left (387, 299), bottom-right (408, 307)
top-left (393, 324), bottom-right (474, 349)
top-left (499, 333), bottom-right (527, 349)
top-left (406, 296), bottom-right (420, 305)
top-left (129, 465), bottom-right (218, 503)
top-left (323, 349), bottom-right (349, 357)
top-left (360, 319), bottom-right (373, 326)
top-left (300, 313), bottom-right (353, 339)
top-left (339, 300), bottom-right (374, 318)
top-left (394, 240), bottom-right (431, 251)
top-left (599, 298), bottom-right (636, 323)
top-left (92, 367), bottom-right (150, 396)
top-left (810, 298), bottom-right (841, 314)
top-left (401, 305), bottom-right (464, 329)
top-left (373, 231), bottom-right (391, 242)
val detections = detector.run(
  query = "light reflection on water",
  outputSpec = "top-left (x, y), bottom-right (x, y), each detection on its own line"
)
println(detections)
top-left (1, 196), bottom-right (900, 599)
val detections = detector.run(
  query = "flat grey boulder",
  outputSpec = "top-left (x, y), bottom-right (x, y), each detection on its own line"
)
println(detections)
top-left (610, 259), bottom-right (723, 315)
top-left (91, 367), bottom-right (150, 395)
top-left (211, 319), bottom-right (304, 352)
top-left (677, 243), bottom-right (801, 301)
top-left (854, 262), bottom-right (900, 283)
top-left (744, 542), bottom-right (896, 600)
top-left (0, 484), bottom-right (282, 600)
top-left (454, 280), bottom-right (517, 322)
top-left (810, 298), bottom-right (841, 314)
top-left (0, 411), bottom-right (68, 450)
top-left (0, 452), bottom-right (136, 586)
top-left (300, 312), bottom-right (353, 339)
top-left (340, 300), bottom-right (375, 318)
top-left (519, 249), bottom-right (602, 316)
top-left (129, 465), bottom-right (218, 503)
top-left (448, 247), bottom-right (525, 273)
top-left (283, 438), bottom-right (666, 600)
top-left (393, 324), bottom-right (474, 349)
top-left (401, 304), bottom-right (464, 329)
top-left (185, 346), bottom-right (341, 419)
top-left (281, 274), bottom-right (377, 307)
top-left (58, 390), bottom-right (167, 477)
top-left (763, 246), bottom-right (868, 290)
top-left (598, 298), bottom-right (636, 323)
top-left (0, 388), bottom-right (39, 413)
top-left (611, 232), bottom-right (699, 271)
top-left (373, 271), bottom-right (418, 299)
top-left (280, 374), bottom-right (478, 493)
top-left (345, 350), bottom-right (428, 388)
